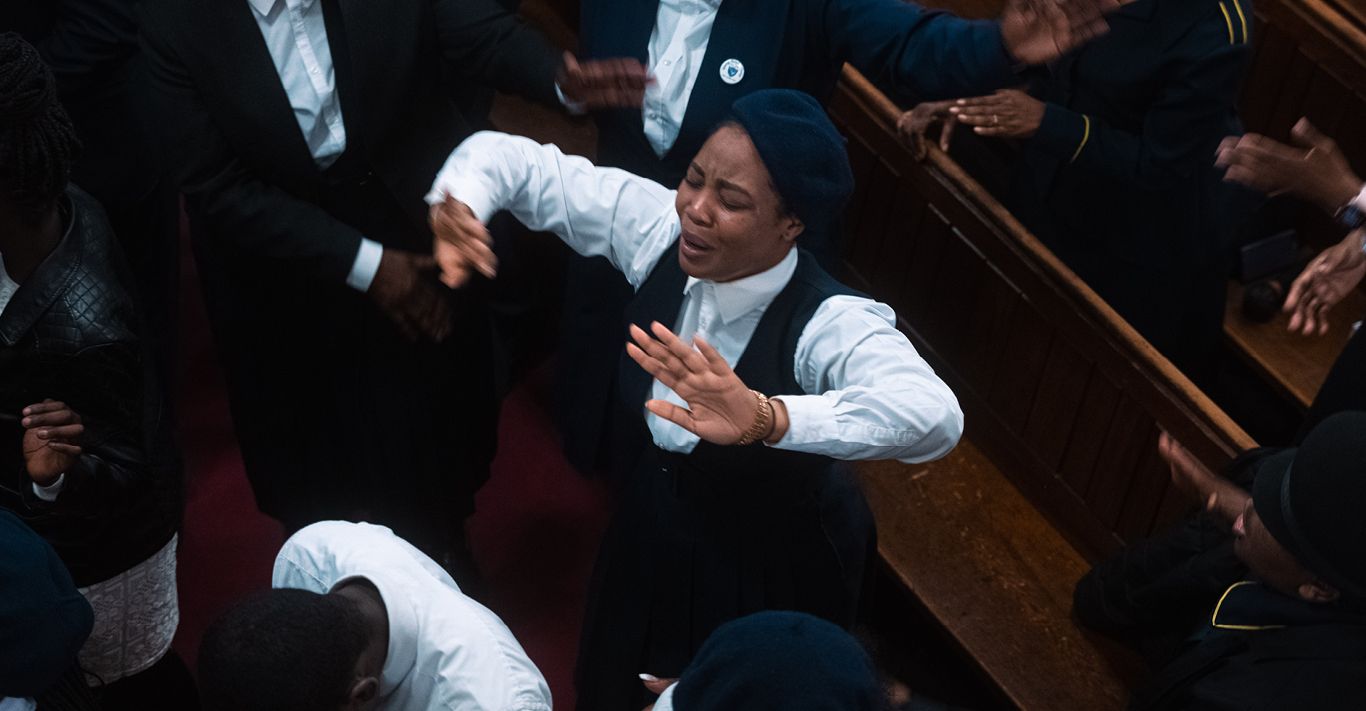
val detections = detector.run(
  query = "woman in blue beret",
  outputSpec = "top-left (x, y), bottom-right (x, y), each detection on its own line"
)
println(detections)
top-left (557, 0), bottom-right (1122, 479)
top-left (429, 89), bottom-right (963, 710)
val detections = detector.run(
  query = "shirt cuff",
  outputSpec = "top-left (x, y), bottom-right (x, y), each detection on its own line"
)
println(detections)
top-left (345, 238), bottom-right (383, 292)
top-left (1032, 103), bottom-right (1092, 163)
top-left (555, 83), bottom-right (588, 116)
top-left (651, 682), bottom-right (678, 711)
top-left (425, 178), bottom-right (499, 224)
top-left (1351, 185), bottom-right (1366, 213)
top-left (765, 395), bottom-right (835, 450)
top-left (32, 473), bottom-right (66, 502)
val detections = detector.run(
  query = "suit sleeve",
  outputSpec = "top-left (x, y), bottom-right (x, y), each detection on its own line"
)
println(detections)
top-left (431, 0), bottom-right (562, 108)
top-left (34, 0), bottom-right (140, 85)
top-left (1030, 7), bottom-right (1252, 190)
top-left (140, 8), bottom-right (366, 283)
top-left (827, 0), bottom-right (1016, 102)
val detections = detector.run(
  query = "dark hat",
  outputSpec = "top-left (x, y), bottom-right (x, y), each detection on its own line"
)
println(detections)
top-left (1251, 411), bottom-right (1366, 598)
top-left (727, 89), bottom-right (854, 236)
top-left (0, 510), bottom-right (93, 697)
top-left (671, 611), bottom-right (882, 710)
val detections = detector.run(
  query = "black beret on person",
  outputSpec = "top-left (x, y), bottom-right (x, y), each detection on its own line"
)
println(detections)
top-left (1252, 411), bottom-right (1366, 599)
top-left (728, 89), bottom-right (854, 234)
top-left (0, 510), bottom-right (93, 698)
top-left (672, 611), bottom-right (883, 710)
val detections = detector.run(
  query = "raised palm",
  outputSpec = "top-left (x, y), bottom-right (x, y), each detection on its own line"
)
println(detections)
top-left (625, 321), bottom-right (760, 445)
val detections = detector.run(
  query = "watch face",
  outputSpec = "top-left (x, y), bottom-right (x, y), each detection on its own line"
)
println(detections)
top-left (1343, 205), bottom-right (1366, 230)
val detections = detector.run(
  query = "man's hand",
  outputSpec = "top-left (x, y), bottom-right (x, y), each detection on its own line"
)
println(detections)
top-left (368, 249), bottom-right (454, 342)
top-left (429, 196), bottom-right (497, 288)
top-left (626, 321), bottom-right (770, 445)
top-left (557, 52), bottom-right (650, 111)
top-left (949, 89), bottom-right (1046, 139)
top-left (897, 100), bottom-right (959, 158)
top-left (21, 400), bottom-right (83, 486)
top-left (1000, 0), bottom-right (1117, 66)
top-left (1284, 229), bottom-right (1366, 336)
top-left (1215, 118), bottom-right (1363, 213)
top-left (1159, 432), bottom-right (1248, 527)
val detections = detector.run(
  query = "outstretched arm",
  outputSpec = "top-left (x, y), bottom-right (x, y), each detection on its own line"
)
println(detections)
top-left (426, 131), bottom-right (679, 287)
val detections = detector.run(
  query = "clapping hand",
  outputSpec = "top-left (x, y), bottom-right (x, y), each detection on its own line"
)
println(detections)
top-left (949, 89), bottom-right (1046, 139)
top-left (20, 400), bottom-right (83, 486)
top-left (557, 52), bottom-right (651, 110)
top-left (625, 321), bottom-right (771, 446)
top-left (1283, 230), bottom-right (1366, 337)
top-left (429, 196), bottom-right (497, 289)
top-left (897, 100), bottom-right (959, 158)
top-left (1216, 118), bottom-right (1362, 213)
top-left (368, 249), bottom-right (454, 342)
top-left (1159, 432), bottom-right (1247, 527)
top-left (1000, 0), bottom-right (1118, 66)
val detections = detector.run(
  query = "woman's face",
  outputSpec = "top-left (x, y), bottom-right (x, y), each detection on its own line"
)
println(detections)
top-left (673, 124), bottom-right (803, 283)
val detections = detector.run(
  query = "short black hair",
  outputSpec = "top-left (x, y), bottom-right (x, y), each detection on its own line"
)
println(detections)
top-left (0, 33), bottom-right (79, 225)
top-left (198, 589), bottom-right (371, 711)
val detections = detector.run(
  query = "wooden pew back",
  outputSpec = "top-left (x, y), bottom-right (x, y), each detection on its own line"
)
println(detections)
top-left (831, 69), bottom-right (1256, 560)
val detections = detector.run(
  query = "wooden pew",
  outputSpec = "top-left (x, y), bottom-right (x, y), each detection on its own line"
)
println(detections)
top-left (831, 68), bottom-right (1257, 710)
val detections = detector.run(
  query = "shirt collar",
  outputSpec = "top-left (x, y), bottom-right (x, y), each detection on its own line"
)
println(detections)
top-left (330, 574), bottom-right (420, 697)
top-left (682, 248), bottom-right (797, 326)
top-left (661, 0), bottom-right (723, 14)
top-left (248, 0), bottom-right (316, 17)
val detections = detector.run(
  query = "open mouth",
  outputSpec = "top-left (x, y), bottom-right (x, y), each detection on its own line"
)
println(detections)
top-left (680, 230), bottom-right (713, 258)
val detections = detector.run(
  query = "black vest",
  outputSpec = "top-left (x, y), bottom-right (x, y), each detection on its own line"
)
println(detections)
top-left (613, 242), bottom-right (863, 490)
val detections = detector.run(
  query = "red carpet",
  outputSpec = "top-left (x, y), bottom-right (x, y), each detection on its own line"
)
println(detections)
top-left (168, 245), bottom-right (611, 709)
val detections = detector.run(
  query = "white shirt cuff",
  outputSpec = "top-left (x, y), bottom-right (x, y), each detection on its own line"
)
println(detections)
top-left (32, 473), bottom-right (66, 502)
top-left (652, 682), bottom-right (678, 711)
top-left (555, 83), bottom-right (588, 115)
top-left (1352, 185), bottom-right (1366, 213)
top-left (346, 238), bottom-right (383, 292)
top-left (425, 179), bottom-right (499, 224)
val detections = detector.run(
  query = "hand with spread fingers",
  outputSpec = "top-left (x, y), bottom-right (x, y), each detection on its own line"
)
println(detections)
top-left (368, 249), bottom-right (455, 343)
top-left (896, 100), bottom-right (960, 158)
top-left (556, 52), bottom-right (651, 111)
top-left (1283, 229), bottom-right (1366, 337)
top-left (20, 399), bottom-right (84, 486)
top-left (1000, 0), bottom-right (1118, 66)
top-left (625, 321), bottom-right (789, 446)
top-left (1215, 118), bottom-right (1362, 214)
top-left (948, 89), bottom-right (1045, 139)
top-left (429, 195), bottom-right (497, 289)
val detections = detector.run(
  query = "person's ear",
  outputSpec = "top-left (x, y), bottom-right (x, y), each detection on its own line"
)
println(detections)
top-left (780, 215), bottom-right (804, 244)
top-left (346, 676), bottom-right (380, 708)
top-left (1298, 579), bottom-right (1341, 604)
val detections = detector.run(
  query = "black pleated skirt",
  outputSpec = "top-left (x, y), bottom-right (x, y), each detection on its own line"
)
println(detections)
top-left (575, 446), bottom-right (875, 710)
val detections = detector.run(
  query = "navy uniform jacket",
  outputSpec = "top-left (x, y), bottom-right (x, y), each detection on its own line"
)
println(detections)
top-left (1010, 0), bottom-right (1254, 272)
top-left (580, 0), bottom-right (1018, 186)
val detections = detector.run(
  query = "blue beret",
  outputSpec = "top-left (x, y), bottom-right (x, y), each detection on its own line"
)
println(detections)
top-left (728, 89), bottom-right (854, 235)
top-left (672, 611), bottom-right (882, 710)
top-left (0, 510), bottom-right (93, 697)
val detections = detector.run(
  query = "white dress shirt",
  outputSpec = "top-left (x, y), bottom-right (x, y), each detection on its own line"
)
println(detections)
top-left (247, 0), bottom-right (381, 292)
top-left (428, 132), bottom-right (963, 463)
top-left (643, 0), bottom-right (722, 156)
top-left (274, 522), bottom-right (552, 711)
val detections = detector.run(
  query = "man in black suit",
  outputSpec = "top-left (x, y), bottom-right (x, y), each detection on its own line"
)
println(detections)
top-left (140, 0), bottom-right (644, 566)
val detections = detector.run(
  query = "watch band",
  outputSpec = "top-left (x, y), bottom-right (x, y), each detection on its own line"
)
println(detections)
top-left (735, 390), bottom-right (774, 446)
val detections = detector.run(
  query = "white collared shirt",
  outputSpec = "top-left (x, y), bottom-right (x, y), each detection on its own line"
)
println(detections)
top-left (246, 0), bottom-right (381, 291)
top-left (643, 0), bottom-right (722, 157)
top-left (273, 522), bottom-right (552, 711)
top-left (428, 132), bottom-right (963, 462)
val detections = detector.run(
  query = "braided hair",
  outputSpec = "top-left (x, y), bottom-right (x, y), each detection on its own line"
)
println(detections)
top-left (0, 33), bottom-right (79, 225)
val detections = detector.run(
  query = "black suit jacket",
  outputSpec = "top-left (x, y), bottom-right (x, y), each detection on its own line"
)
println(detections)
top-left (140, 0), bottom-right (561, 285)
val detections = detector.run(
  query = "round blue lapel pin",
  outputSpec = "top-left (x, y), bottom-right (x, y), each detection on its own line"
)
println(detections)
top-left (719, 58), bottom-right (745, 85)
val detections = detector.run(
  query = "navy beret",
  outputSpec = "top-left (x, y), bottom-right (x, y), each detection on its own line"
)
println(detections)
top-left (0, 510), bottom-right (93, 697)
top-left (672, 611), bottom-right (882, 710)
top-left (728, 89), bottom-right (854, 236)
top-left (1252, 411), bottom-right (1366, 599)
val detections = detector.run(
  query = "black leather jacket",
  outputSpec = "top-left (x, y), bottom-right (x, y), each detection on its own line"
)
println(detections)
top-left (0, 187), bottom-right (178, 587)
